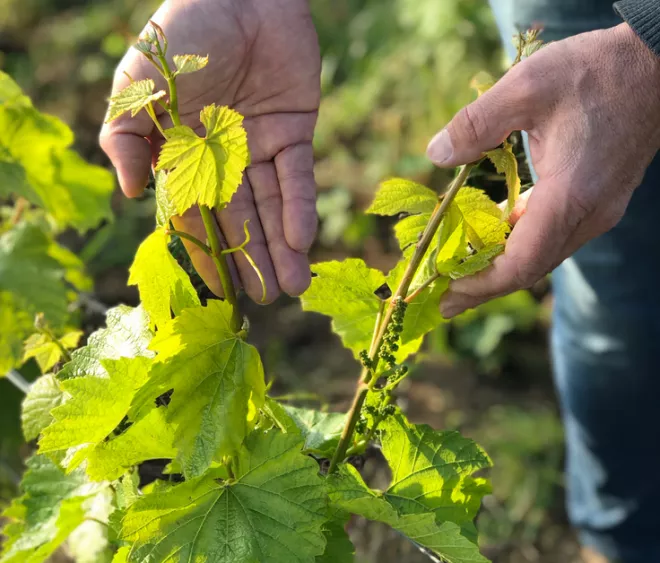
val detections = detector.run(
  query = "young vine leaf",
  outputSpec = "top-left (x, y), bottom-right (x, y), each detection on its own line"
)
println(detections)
top-left (21, 374), bottom-right (65, 441)
top-left (0, 291), bottom-right (34, 374)
top-left (128, 300), bottom-right (266, 478)
top-left (0, 86), bottom-right (113, 232)
top-left (366, 178), bottom-right (438, 216)
top-left (173, 54), bottom-right (209, 74)
top-left (155, 104), bottom-right (249, 215)
top-left (22, 330), bottom-right (82, 373)
top-left (128, 228), bottom-right (200, 328)
top-left (85, 407), bottom-right (177, 481)
top-left (0, 455), bottom-right (110, 563)
top-left (485, 141), bottom-right (520, 218)
top-left (283, 405), bottom-right (347, 456)
top-left (39, 357), bottom-right (152, 471)
top-left (301, 259), bottom-right (421, 362)
top-left (58, 304), bottom-right (153, 380)
top-left (120, 431), bottom-right (328, 563)
top-left (105, 79), bottom-right (166, 122)
top-left (0, 223), bottom-right (71, 326)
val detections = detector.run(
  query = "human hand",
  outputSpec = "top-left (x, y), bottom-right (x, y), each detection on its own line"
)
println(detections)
top-left (427, 23), bottom-right (660, 318)
top-left (100, 0), bottom-right (321, 303)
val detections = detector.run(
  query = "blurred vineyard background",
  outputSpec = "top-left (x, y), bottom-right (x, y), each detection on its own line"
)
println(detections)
top-left (0, 0), bottom-right (580, 561)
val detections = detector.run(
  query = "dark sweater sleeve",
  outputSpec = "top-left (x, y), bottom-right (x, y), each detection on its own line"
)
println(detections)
top-left (614, 0), bottom-right (660, 56)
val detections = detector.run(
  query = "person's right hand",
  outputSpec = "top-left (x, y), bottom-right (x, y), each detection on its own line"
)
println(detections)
top-left (100, 0), bottom-right (321, 303)
top-left (427, 23), bottom-right (660, 318)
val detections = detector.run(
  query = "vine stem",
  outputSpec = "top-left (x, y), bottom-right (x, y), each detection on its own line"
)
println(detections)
top-left (200, 206), bottom-right (242, 333)
top-left (327, 163), bottom-right (475, 473)
top-left (155, 38), bottom-right (242, 333)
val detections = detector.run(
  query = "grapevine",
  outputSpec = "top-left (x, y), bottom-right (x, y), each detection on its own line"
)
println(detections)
top-left (0, 23), bottom-right (541, 563)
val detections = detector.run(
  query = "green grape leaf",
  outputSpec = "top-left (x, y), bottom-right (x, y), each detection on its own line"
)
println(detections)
top-left (47, 238), bottom-right (92, 292)
top-left (0, 455), bottom-right (109, 563)
top-left (42, 148), bottom-right (115, 233)
top-left (23, 330), bottom-right (82, 373)
top-left (448, 244), bottom-right (504, 280)
top-left (129, 300), bottom-right (266, 478)
top-left (261, 397), bottom-right (302, 434)
top-left (400, 279), bottom-right (449, 344)
top-left (154, 170), bottom-right (176, 228)
top-left (327, 465), bottom-right (488, 563)
top-left (0, 291), bottom-right (34, 375)
top-left (454, 187), bottom-right (509, 249)
top-left (0, 71), bottom-right (29, 105)
top-left (380, 414), bottom-right (492, 524)
top-left (121, 431), bottom-right (328, 562)
top-left (316, 517), bottom-right (355, 563)
top-left (0, 147), bottom-right (30, 201)
top-left (39, 357), bottom-right (152, 471)
top-left (21, 374), bottom-right (65, 441)
top-left (0, 103), bottom-right (113, 232)
top-left (393, 516), bottom-right (490, 563)
top-left (436, 204), bottom-right (468, 268)
top-left (173, 54), bottom-right (209, 75)
top-left (485, 142), bottom-right (520, 218)
top-left (155, 104), bottom-right (249, 215)
top-left (301, 259), bottom-right (385, 359)
top-left (86, 407), bottom-right (177, 481)
top-left (284, 406), bottom-right (347, 455)
top-left (105, 79), bottom-right (166, 122)
top-left (0, 103), bottom-right (72, 157)
top-left (112, 547), bottom-right (130, 563)
top-left (395, 213), bottom-right (428, 249)
top-left (128, 228), bottom-right (200, 328)
top-left (366, 178), bottom-right (438, 216)
top-left (0, 223), bottom-right (69, 326)
top-left (58, 304), bottom-right (153, 380)
top-left (470, 71), bottom-right (495, 97)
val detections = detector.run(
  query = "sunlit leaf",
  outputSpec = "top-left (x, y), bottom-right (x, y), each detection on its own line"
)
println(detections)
top-left (105, 79), bottom-right (166, 122)
top-left (128, 228), bottom-right (200, 328)
top-left (366, 178), bottom-right (437, 216)
top-left (485, 142), bottom-right (520, 219)
top-left (23, 330), bottom-right (82, 373)
top-left (129, 300), bottom-right (266, 478)
top-left (173, 54), bottom-right (209, 75)
top-left (156, 104), bottom-right (249, 214)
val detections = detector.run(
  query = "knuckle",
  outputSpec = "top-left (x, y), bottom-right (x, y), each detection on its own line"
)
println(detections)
top-left (456, 104), bottom-right (487, 146)
top-left (564, 191), bottom-right (595, 228)
top-left (509, 256), bottom-right (547, 289)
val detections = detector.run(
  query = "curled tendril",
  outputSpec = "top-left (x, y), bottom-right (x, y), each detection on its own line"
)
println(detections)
top-left (221, 220), bottom-right (268, 303)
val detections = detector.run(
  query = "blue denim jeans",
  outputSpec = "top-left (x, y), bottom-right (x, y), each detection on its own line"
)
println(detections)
top-left (489, 2), bottom-right (660, 561)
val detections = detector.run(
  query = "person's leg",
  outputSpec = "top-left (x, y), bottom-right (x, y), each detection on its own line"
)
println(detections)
top-left (488, 2), bottom-right (660, 561)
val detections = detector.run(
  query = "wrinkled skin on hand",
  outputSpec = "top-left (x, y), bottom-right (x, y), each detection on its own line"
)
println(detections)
top-left (427, 23), bottom-right (660, 318)
top-left (100, 0), bottom-right (321, 303)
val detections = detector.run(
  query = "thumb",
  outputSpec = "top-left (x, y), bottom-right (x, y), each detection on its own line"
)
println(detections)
top-left (99, 54), bottom-right (158, 197)
top-left (427, 67), bottom-right (533, 167)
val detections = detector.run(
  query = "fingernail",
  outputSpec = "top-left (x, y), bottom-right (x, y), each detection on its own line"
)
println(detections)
top-left (427, 129), bottom-right (454, 165)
